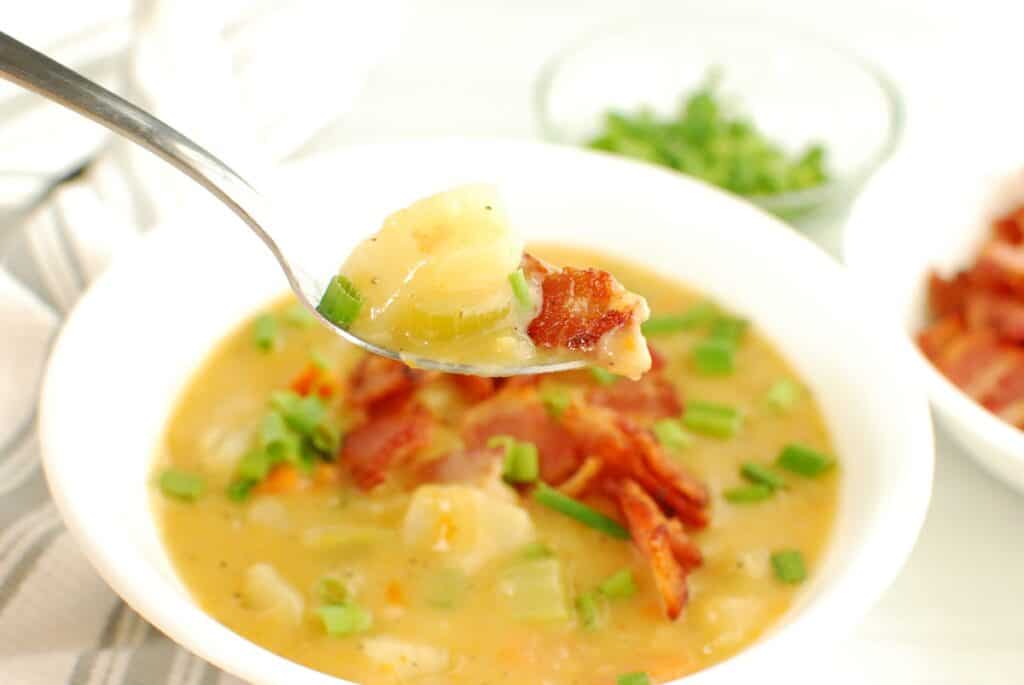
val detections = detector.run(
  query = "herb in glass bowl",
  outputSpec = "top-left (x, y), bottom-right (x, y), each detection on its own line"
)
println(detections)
top-left (587, 77), bottom-right (830, 198)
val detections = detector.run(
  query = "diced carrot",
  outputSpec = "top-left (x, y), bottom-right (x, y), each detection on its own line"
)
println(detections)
top-left (385, 580), bottom-right (406, 606)
top-left (290, 364), bottom-right (321, 396)
top-left (316, 382), bottom-right (335, 398)
top-left (312, 461), bottom-right (340, 488)
top-left (255, 464), bottom-right (307, 495)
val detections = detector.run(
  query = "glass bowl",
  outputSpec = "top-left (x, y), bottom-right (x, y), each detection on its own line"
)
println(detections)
top-left (534, 18), bottom-right (904, 234)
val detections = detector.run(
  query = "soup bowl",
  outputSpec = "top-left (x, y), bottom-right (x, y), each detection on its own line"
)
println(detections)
top-left (845, 149), bottom-right (1024, 494)
top-left (39, 140), bottom-right (932, 684)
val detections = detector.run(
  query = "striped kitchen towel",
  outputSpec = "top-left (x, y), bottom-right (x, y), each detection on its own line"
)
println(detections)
top-left (0, 2), bottom-right (401, 683)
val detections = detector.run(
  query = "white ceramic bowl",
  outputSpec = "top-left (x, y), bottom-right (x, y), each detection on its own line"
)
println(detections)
top-left (40, 140), bottom-right (932, 684)
top-left (845, 150), bottom-right (1024, 493)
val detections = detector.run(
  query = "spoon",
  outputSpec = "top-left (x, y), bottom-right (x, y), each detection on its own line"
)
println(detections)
top-left (0, 31), bottom-right (585, 377)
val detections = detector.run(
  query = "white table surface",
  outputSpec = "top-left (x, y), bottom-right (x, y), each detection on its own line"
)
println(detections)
top-left (308, 1), bottom-right (1024, 681)
top-left (5, 0), bottom-right (1024, 681)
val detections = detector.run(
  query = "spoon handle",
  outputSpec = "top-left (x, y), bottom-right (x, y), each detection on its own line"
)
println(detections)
top-left (0, 31), bottom-right (304, 296)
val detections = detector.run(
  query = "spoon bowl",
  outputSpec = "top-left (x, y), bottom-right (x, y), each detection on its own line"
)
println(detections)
top-left (0, 31), bottom-right (584, 376)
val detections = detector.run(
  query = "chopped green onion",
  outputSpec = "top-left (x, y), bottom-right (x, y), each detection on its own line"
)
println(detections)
top-left (576, 590), bottom-right (606, 630)
top-left (316, 575), bottom-right (350, 605)
top-left (316, 275), bottom-right (363, 329)
top-left (158, 469), bottom-right (205, 501)
top-left (540, 386), bottom-right (571, 418)
top-left (710, 315), bottom-right (748, 344)
top-left (270, 391), bottom-right (326, 436)
top-left (509, 268), bottom-right (532, 308)
top-left (259, 412), bottom-right (299, 461)
top-left (589, 367), bottom-right (619, 386)
top-left (226, 479), bottom-right (256, 502)
top-left (691, 338), bottom-right (735, 375)
top-left (284, 303), bottom-right (316, 328)
top-left (683, 400), bottom-right (742, 438)
top-left (519, 541), bottom-right (554, 560)
top-left (641, 302), bottom-right (718, 336)
top-left (771, 549), bottom-right (807, 584)
top-left (533, 484), bottom-right (629, 540)
top-left (764, 379), bottom-right (803, 413)
top-left (617, 673), bottom-right (651, 685)
top-left (316, 602), bottom-right (372, 635)
top-left (252, 314), bottom-right (277, 352)
top-left (741, 462), bottom-right (785, 490)
top-left (503, 441), bottom-right (540, 484)
top-left (723, 483), bottom-right (774, 503)
top-left (777, 443), bottom-right (835, 477)
top-left (598, 569), bottom-right (638, 599)
top-left (310, 423), bottom-right (341, 457)
top-left (424, 567), bottom-right (468, 609)
top-left (237, 449), bottom-right (274, 482)
top-left (652, 418), bottom-right (693, 452)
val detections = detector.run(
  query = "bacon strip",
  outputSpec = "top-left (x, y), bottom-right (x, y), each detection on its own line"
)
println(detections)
top-left (526, 264), bottom-right (633, 352)
top-left (617, 480), bottom-right (688, 620)
top-left (451, 375), bottom-right (497, 402)
top-left (585, 374), bottom-right (682, 422)
top-left (342, 403), bottom-right (433, 490)
top-left (665, 518), bottom-right (703, 570)
top-left (557, 456), bottom-right (604, 498)
top-left (347, 355), bottom-right (419, 412)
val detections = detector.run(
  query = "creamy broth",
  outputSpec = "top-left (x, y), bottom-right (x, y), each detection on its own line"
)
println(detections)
top-left (155, 246), bottom-right (838, 684)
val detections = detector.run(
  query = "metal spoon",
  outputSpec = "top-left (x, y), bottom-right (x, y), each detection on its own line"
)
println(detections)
top-left (0, 30), bottom-right (583, 376)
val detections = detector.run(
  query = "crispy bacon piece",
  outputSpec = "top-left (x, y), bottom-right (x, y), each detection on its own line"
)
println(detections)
top-left (665, 518), bottom-right (703, 570)
top-left (342, 403), bottom-right (433, 490)
top-left (648, 342), bottom-right (667, 372)
top-left (451, 375), bottom-right (497, 402)
top-left (585, 374), bottom-right (682, 422)
top-left (964, 291), bottom-right (1024, 342)
top-left (347, 355), bottom-right (419, 412)
top-left (562, 404), bottom-right (709, 527)
top-left (617, 479), bottom-right (688, 620)
top-left (461, 391), bottom-right (582, 484)
top-left (527, 266), bottom-right (633, 352)
top-left (557, 456), bottom-right (604, 498)
top-left (927, 273), bottom-right (970, 319)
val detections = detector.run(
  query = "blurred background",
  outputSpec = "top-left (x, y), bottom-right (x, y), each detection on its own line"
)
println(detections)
top-left (1, 1), bottom-right (1022, 683)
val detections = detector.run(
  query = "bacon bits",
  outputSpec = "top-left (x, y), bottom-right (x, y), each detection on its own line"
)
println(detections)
top-left (342, 403), bottom-right (433, 490)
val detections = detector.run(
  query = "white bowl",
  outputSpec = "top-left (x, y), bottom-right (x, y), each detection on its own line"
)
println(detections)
top-left (40, 140), bottom-right (932, 684)
top-left (845, 150), bottom-right (1024, 493)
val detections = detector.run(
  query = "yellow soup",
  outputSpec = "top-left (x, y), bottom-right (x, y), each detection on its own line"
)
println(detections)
top-left (154, 246), bottom-right (838, 685)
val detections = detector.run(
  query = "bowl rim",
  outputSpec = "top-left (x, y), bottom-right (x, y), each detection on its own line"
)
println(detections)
top-left (532, 16), bottom-right (905, 213)
top-left (843, 159), bottom-right (1024, 481)
top-left (39, 138), bottom-right (933, 684)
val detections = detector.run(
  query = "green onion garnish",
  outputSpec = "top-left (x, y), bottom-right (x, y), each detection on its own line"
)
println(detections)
top-left (316, 575), bottom-right (350, 605)
top-left (741, 462), bottom-right (786, 490)
top-left (252, 314), bottom-right (277, 352)
top-left (284, 303), bottom-right (316, 328)
top-left (777, 443), bottom-right (835, 477)
top-left (533, 483), bottom-right (629, 540)
top-left (270, 391), bottom-right (327, 436)
top-left (503, 441), bottom-right (540, 484)
top-left (692, 338), bottom-right (735, 375)
top-left (576, 590), bottom-right (606, 630)
top-left (683, 400), bottom-right (742, 438)
top-left (509, 268), bottom-right (532, 308)
top-left (651, 418), bottom-right (693, 452)
top-left (723, 483), bottom-right (774, 503)
top-left (311, 423), bottom-right (341, 457)
top-left (310, 349), bottom-right (331, 371)
top-left (158, 469), bottom-right (205, 501)
top-left (710, 315), bottom-right (748, 344)
top-left (598, 569), bottom-right (638, 599)
top-left (617, 673), bottom-right (651, 685)
top-left (259, 412), bottom-right (299, 462)
top-left (640, 301), bottom-right (718, 336)
top-left (316, 274), bottom-right (363, 328)
top-left (764, 379), bottom-right (803, 413)
top-left (540, 386), bottom-right (571, 419)
top-left (237, 449), bottom-right (274, 482)
top-left (316, 602), bottom-right (373, 636)
top-left (589, 367), bottom-right (619, 386)
top-left (771, 549), bottom-right (807, 584)
top-left (226, 479), bottom-right (256, 502)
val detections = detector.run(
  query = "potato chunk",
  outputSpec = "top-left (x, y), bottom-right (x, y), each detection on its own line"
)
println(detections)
top-left (362, 636), bottom-right (450, 680)
top-left (402, 484), bottom-right (535, 573)
top-left (240, 563), bottom-right (303, 625)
